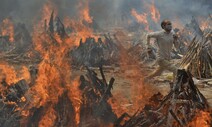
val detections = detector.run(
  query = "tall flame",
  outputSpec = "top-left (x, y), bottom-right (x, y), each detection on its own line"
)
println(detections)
top-left (67, 78), bottom-right (82, 125)
top-left (64, 17), bottom-right (98, 45)
top-left (78, 0), bottom-right (93, 23)
top-left (29, 1), bottom-right (89, 126)
top-left (108, 44), bottom-right (156, 117)
top-left (131, 9), bottom-right (150, 31)
top-left (34, 0), bottom-right (56, 31)
top-left (149, 1), bottom-right (160, 23)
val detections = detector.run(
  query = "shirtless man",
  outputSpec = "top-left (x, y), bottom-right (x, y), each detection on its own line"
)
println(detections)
top-left (144, 20), bottom-right (179, 81)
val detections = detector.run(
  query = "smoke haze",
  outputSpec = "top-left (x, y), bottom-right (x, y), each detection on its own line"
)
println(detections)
top-left (0, 0), bottom-right (211, 29)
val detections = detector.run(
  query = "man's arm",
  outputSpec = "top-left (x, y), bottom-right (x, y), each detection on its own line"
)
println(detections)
top-left (146, 32), bottom-right (159, 48)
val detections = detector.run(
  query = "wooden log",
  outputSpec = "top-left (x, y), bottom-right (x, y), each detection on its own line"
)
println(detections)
top-left (169, 109), bottom-right (185, 127)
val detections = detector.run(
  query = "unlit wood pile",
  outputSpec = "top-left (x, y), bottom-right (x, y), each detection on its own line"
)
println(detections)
top-left (114, 69), bottom-right (210, 127)
top-left (179, 32), bottom-right (212, 78)
top-left (79, 66), bottom-right (117, 126)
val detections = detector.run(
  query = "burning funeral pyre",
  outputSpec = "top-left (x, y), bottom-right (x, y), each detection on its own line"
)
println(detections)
top-left (0, 0), bottom-right (211, 127)
top-left (114, 69), bottom-right (210, 127)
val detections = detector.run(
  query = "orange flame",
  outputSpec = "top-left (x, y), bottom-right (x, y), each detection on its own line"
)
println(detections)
top-left (38, 106), bottom-right (57, 127)
top-left (0, 63), bottom-right (30, 85)
top-left (34, 0), bottom-right (57, 31)
top-left (149, 1), bottom-right (160, 23)
top-left (67, 78), bottom-right (82, 125)
top-left (131, 9), bottom-right (150, 31)
top-left (29, 3), bottom-right (85, 127)
top-left (78, 0), bottom-right (93, 23)
top-left (62, 0), bottom-right (98, 46)
top-left (31, 0), bottom-right (71, 108)
top-left (188, 111), bottom-right (211, 127)
top-left (0, 18), bottom-right (14, 42)
top-left (64, 17), bottom-right (98, 46)
top-left (107, 45), bottom-right (157, 117)
top-left (42, 1), bottom-right (54, 22)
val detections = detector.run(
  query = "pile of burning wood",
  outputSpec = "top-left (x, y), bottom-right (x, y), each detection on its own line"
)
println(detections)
top-left (0, 66), bottom-right (117, 127)
top-left (78, 66), bottom-right (117, 126)
top-left (70, 35), bottom-right (120, 67)
top-left (0, 79), bottom-right (30, 127)
top-left (22, 67), bottom-right (117, 127)
top-left (115, 69), bottom-right (210, 127)
top-left (0, 21), bottom-right (41, 64)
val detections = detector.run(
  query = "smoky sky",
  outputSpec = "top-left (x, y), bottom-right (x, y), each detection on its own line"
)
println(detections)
top-left (0, 0), bottom-right (211, 29)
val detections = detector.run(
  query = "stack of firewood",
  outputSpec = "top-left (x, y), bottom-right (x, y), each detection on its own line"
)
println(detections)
top-left (78, 66), bottom-right (117, 126)
top-left (114, 69), bottom-right (210, 127)
top-left (179, 31), bottom-right (212, 78)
